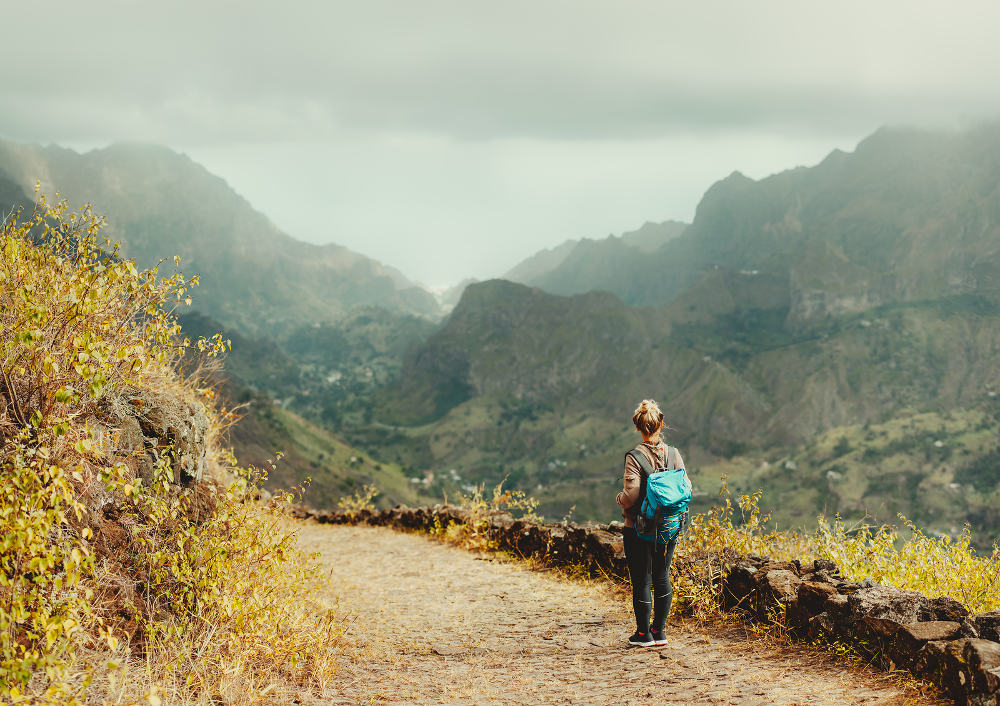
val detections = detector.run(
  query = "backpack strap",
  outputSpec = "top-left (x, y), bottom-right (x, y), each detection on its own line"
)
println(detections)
top-left (626, 449), bottom-right (654, 515)
top-left (627, 449), bottom-right (655, 477)
top-left (667, 445), bottom-right (677, 470)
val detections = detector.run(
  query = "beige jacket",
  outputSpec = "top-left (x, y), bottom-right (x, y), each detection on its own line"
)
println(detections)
top-left (615, 441), bottom-right (686, 528)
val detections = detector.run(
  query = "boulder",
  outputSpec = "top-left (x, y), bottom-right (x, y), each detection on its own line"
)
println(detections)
top-left (785, 602), bottom-right (813, 633)
top-left (801, 568), bottom-right (840, 585)
top-left (815, 569), bottom-right (842, 583)
top-left (975, 613), bottom-right (1000, 642)
top-left (823, 593), bottom-right (852, 633)
top-left (758, 561), bottom-right (800, 576)
top-left (313, 509), bottom-right (347, 524)
top-left (859, 615), bottom-right (910, 644)
top-left (758, 569), bottom-right (801, 600)
top-left (913, 639), bottom-right (949, 677)
top-left (961, 617), bottom-right (982, 639)
top-left (798, 581), bottom-right (839, 613)
top-left (584, 529), bottom-right (625, 571)
top-left (487, 512), bottom-right (516, 533)
top-left (516, 523), bottom-right (551, 556)
top-left (546, 525), bottom-right (570, 558)
top-left (939, 639), bottom-right (1000, 700)
top-left (756, 569), bottom-right (802, 619)
top-left (848, 585), bottom-right (928, 626)
top-left (398, 507), bottom-right (426, 529)
top-left (849, 585), bottom-right (931, 650)
top-left (813, 558), bottom-right (839, 574)
top-left (807, 612), bottom-right (835, 639)
top-left (786, 582), bottom-right (838, 634)
top-left (96, 388), bottom-right (209, 488)
top-left (836, 578), bottom-right (875, 594)
top-left (964, 640), bottom-right (1000, 695)
top-left (893, 622), bottom-right (962, 667)
top-left (923, 595), bottom-right (971, 623)
top-left (723, 563), bottom-right (757, 610)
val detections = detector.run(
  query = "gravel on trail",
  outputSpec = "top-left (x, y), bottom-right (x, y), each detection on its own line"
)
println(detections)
top-left (299, 523), bottom-right (937, 705)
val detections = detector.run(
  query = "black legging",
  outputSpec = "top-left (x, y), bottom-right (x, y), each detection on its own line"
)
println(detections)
top-left (623, 526), bottom-right (676, 633)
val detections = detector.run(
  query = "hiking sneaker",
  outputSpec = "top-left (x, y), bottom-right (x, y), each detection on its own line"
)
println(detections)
top-left (649, 629), bottom-right (668, 646)
top-left (628, 631), bottom-right (654, 647)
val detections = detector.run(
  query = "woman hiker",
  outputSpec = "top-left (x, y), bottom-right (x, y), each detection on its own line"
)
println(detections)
top-left (615, 399), bottom-right (686, 647)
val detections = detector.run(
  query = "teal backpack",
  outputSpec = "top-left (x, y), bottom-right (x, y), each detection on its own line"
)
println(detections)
top-left (628, 446), bottom-right (692, 544)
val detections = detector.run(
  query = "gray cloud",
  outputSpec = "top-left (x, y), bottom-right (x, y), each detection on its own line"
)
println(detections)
top-left (7, 0), bottom-right (1000, 143)
top-left (2, 0), bottom-right (1000, 283)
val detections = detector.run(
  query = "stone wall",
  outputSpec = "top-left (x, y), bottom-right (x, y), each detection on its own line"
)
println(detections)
top-left (295, 503), bottom-right (1000, 705)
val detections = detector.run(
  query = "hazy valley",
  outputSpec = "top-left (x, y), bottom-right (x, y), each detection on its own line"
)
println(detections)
top-left (2, 124), bottom-right (998, 547)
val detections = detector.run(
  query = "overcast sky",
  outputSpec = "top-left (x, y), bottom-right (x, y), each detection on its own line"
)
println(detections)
top-left (3, 1), bottom-right (1000, 287)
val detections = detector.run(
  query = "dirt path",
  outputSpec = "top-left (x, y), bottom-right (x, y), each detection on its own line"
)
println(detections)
top-left (300, 524), bottom-right (936, 705)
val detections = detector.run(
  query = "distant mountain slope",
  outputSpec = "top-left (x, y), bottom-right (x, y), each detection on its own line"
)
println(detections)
top-left (362, 124), bottom-right (1000, 542)
top-left (436, 278), bottom-right (479, 313)
top-left (0, 173), bottom-right (33, 214)
top-left (532, 125), bottom-right (1000, 316)
top-left (620, 220), bottom-right (689, 252)
top-left (231, 402), bottom-right (425, 510)
top-left (0, 140), bottom-right (440, 334)
top-left (176, 311), bottom-right (430, 509)
top-left (384, 275), bottom-right (1000, 447)
top-left (503, 239), bottom-right (579, 283)
top-left (383, 280), bottom-right (680, 424)
top-left (504, 220), bottom-right (687, 293)
top-left (367, 277), bottom-right (1000, 541)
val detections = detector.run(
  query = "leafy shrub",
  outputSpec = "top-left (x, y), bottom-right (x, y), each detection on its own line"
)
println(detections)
top-left (0, 195), bottom-right (337, 703)
top-left (337, 482), bottom-right (379, 518)
top-left (1, 192), bottom-right (195, 701)
top-left (675, 485), bottom-right (812, 618)
top-left (116, 461), bottom-right (339, 704)
top-left (674, 479), bottom-right (1000, 617)
top-left (815, 516), bottom-right (1000, 613)
top-left (436, 482), bottom-right (541, 551)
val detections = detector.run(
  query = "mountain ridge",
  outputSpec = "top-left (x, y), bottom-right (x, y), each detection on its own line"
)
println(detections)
top-left (503, 219), bottom-right (688, 292)
top-left (0, 139), bottom-right (442, 334)
top-left (506, 124), bottom-right (1000, 322)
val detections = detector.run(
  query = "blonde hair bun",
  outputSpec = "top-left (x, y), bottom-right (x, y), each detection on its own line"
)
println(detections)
top-left (632, 399), bottom-right (664, 438)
